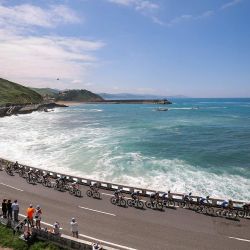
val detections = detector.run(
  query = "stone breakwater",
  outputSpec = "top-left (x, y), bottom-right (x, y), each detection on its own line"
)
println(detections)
top-left (0, 102), bottom-right (68, 117)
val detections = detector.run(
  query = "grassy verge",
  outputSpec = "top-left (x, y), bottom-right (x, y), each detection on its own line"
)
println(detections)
top-left (0, 224), bottom-right (62, 250)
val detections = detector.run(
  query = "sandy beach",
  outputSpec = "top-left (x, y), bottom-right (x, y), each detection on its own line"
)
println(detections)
top-left (55, 101), bottom-right (84, 106)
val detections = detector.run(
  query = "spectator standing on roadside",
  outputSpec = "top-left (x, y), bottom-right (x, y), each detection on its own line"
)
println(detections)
top-left (1, 199), bottom-right (7, 218)
top-left (12, 200), bottom-right (19, 222)
top-left (7, 200), bottom-right (12, 220)
top-left (26, 204), bottom-right (35, 228)
top-left (35, 205), bottom-right (42, 229)
top-left (70, 218), bottom-right (78, 238)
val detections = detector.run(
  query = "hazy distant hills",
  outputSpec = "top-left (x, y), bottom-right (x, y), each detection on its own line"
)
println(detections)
top-left (0, 78), bottom-right (43, 105)
top-left (98, 93), bottom-right (188, 100)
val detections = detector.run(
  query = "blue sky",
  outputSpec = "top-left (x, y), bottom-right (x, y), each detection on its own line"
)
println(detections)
top-left (0, 0), bottom-right (249, 97)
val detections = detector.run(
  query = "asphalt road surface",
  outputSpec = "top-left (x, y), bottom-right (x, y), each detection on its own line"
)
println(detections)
top-left (0, 170), bottom-right (249, 250)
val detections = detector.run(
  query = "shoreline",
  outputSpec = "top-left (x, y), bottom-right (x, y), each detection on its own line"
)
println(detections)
top-left (55, 101), bottom-right (84, 106)
top-left (0, 102), bottom-right (68, 118)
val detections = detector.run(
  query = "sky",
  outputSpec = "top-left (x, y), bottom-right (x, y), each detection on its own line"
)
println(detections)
top-left (0, 0), bottom-right (249, 97)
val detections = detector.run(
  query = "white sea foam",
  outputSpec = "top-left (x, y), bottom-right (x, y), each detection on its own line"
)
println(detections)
top-left (0, 106), bottom-right (249, 201)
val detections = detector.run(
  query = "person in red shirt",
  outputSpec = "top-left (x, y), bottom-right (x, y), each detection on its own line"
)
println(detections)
top-left (26, 204), bottom-right (35, 228)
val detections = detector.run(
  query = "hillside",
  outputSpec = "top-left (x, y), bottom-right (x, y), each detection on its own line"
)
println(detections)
top-left (56, 89), bottom-right (104, 102)
top-left (31, 87), bottom-right (59, 97)
top-left (0, 78), bottom-right (43, 105)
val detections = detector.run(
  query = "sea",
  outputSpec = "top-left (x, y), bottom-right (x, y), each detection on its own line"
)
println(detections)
top-left (0, 98), bottom-right (249, 200)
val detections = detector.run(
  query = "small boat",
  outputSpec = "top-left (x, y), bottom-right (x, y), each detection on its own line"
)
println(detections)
top-left (156, 107), bottom-right (168, 111)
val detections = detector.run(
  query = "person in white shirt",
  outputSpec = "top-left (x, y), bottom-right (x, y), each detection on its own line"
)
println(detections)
top-left (11, 200), bottom-right (19, 222)
top-left (70, 218), bottom-right (78, 238)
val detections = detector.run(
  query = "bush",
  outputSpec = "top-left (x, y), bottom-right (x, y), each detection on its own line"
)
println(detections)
top-left (0, 224), bottom-right (62, 250)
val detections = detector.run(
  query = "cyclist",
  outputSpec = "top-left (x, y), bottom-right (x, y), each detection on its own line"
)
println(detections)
top-left (131, 191), bottom-right (140, 201)
top-left (13, 161), bottom-right (19, 171)
top-left (90, 183), bottom-right (98, 192)
top-left (72, 181), bottom-right (79, 190)
top-left (114, 189), bottom-right (122, 201)
top-left (221, 200), bottom-right (229, 209)
top-left (199, 196), bottom-right (210, 205)
top-left (150, 192), bottom-right (156, 203)
top-left (27, 169), bottom-right (33, 182)
top-left (168, 190), bottom-right (173, 200)
top-left (243, 203), bottom-right (250, 211)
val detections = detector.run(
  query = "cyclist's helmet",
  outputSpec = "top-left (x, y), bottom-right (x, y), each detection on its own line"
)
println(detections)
top-left (189, 192), bottom-right (192, 196)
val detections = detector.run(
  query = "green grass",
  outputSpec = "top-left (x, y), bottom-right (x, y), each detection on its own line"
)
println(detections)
top-left (0, 224), bottom-right (63, 250)
top-left (0, 78), bottom-right (43, 106)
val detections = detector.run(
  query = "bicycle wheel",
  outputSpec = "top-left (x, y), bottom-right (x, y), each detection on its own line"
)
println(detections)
top-left (196, 205), bottom-right (204, 213)
top-left (237, 210), bottom-right (245, 218)
top-left (178, 201), bottom-right (186, 208)
top-left (206, 207), bottom-right (214, 216)
top-left (168, 200), bottom-right (175, 207)
top-left (86, 190), bottom-right (92, 197)
top-left (120, 199), bottom-right (126, 207)
top-left (76, 190), bottom-right (81, 197)
top-left (137, 200), bottom-right (144, 209)
top-left (46, 180), bottom-right (52, 188)
top-left (228, 210), bottom-right (237, 219)
top-left (110, 197), bottom-right (117, 205)
top-left (127, 199), bottom-right (133, 207)
top-left (216, 209), bottom-right (223, 217)
top-left (69, 188), bottom-right (74, 195)
top-left (94, 192), bottom-right (100, 199)
top-left (157, 202), bottom-right (163, 210)
top-left (145, 201), bottom-right (152, 209)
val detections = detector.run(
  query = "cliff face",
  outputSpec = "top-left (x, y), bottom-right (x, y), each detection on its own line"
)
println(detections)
top-left (0, 78), bottom-right (43, 106)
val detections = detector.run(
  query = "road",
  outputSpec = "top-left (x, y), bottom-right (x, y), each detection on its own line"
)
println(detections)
top-left (0, 170), bottom-right (249, 250)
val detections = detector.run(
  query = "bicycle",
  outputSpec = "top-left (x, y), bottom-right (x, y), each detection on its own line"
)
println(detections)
top-left (178, 198), bottom-right (197, 210)
top-left (145, 200), bottom-right (163, 210)
top-left (69, 186), bottom-right (82, 197)
top-left (216, 208), bottom-right (238, 219)
top-left (127, 197), bottom-right (144, 209)
top-left (26, 175), bottom-right (37, 184)
top-left (41, 177), bottom-right (52, 188)
top-left (86, 189), bottom-right (101, 199)
top-left (236, 205), bottom-right (250, 219)
top-left (162, 198), bottom-right (176, 208)
top-left (110, 195), bottom-right (127, 207)
top-left (5, 165), bottom-right (14, 176)
top-left (196, 203), bottom-right (215, 216)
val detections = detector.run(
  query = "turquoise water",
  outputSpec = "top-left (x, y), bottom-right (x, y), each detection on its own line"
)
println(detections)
top-left (0, 98), bottom-right (249, 200)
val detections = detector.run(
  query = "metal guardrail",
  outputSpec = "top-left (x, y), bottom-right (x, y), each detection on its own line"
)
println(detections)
top-left (0, 157), bottom-right (248, 207)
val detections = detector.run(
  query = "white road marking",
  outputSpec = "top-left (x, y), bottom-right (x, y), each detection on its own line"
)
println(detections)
top-left (79, 233), bottom-right (138, 250)
top-left (0, 182), bottom-right (23, 192)
top-left (78, 206), bottom-right (116, 216)
top-left (228, 236), bottom-right (250, 242)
